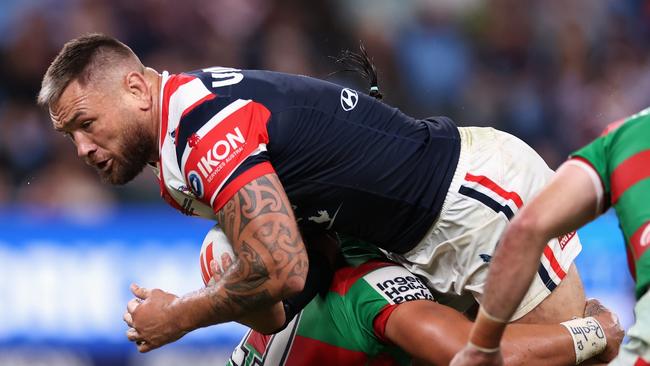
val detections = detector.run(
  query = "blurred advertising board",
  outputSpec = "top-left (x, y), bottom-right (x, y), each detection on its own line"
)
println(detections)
top-left (0, 205), bottom-right (635, 365)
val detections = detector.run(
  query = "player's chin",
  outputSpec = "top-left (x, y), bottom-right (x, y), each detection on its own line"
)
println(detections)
top-left (99, 161), bottom-right (144, 186)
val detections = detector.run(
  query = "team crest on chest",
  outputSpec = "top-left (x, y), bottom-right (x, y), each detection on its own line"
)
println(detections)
top-left (188, 170), bottom-right (204, 198)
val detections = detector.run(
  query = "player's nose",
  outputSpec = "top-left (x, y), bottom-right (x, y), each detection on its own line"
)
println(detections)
top-left (74, 134), bottom-right (97, 160)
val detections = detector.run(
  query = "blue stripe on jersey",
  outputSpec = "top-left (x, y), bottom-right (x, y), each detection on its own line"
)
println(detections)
top-left (222, 151), bottom-right (271, 189)
top-left (458, 186), bottom-right (515, 220)
top-left (537, 263), bottom-right (557, 292)
top-left (175, 96), bottom-right (233, 166)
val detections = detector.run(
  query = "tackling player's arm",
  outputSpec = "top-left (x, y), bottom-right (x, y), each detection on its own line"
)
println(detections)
top-left (386, 298), bottom-right (621, 365)
top-left (451, 162), bottom-right (603, 365)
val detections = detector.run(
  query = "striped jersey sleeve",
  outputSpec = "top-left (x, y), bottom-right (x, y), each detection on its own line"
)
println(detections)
top-left (335, 261), bottom-right (434, 354)
top-left (569, 107), bottom-right (650, 213)
top-left (161, 71), bottom-right (275, 213)
top-left (568, 135), bottom-right (611, 213)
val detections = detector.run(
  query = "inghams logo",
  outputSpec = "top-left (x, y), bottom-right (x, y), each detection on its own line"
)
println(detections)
top-left (196, 127), bottom-right (246, 179)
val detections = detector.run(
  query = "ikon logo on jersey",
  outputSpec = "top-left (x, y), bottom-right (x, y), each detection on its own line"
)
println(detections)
top-left (195, 127), bottom-right (246, 179)
top-left (183, 100), bottom-right (271, 207)
top-left (340, 88), bottom-right (358, 111)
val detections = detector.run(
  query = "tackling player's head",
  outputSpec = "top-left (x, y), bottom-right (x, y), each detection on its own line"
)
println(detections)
top-left (38, 33), bottom-right (158, 185)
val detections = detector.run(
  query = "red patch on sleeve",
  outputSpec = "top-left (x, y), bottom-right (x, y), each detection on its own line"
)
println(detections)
top-left (373, 304), bottom-right (399, 344)
top-left (330, 261), bottom-right (394, 296)
top-left (182, 101), bottom-right (271, 208)
top-left (212, 162), bottom-right (275, 212)
top-left (600, 118), bottom-right (626, 136)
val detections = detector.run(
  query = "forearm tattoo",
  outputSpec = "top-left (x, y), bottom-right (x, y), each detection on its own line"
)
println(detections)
top-left (213, 174), bottom-right (308, 317)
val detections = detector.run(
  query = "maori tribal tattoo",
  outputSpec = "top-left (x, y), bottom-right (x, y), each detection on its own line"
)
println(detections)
top-left (213, 174), bottom-right (308, 316)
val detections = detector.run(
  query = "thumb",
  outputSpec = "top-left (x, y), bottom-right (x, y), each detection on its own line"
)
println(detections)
top-left (130, 283), bottom-right (150, 300)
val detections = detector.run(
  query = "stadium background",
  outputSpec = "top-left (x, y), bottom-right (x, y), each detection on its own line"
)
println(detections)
top-left (0, 0), bottom-right (646, 364)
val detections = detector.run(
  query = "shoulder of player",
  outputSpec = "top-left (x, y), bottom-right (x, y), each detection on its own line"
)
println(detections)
top-left (330, 260), bottom-right (418, 292)
top-left (330, 260), bottom-right (435, 307)
top-left (600, 107), bottom-right (650, 137)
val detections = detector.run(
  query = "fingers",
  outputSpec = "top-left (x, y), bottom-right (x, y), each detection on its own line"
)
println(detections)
top-left (584, 298), bottom-right (606, 317)
top-left (210, 253), bottom-right (234, 275)
top-left (126, 328), bottom-right (155, 353)
top-left (138, 341), bottom-right (155, 353)
top-left (131, 283), bottom-right (150, 300)
top-left (209, 259), bottom-right (220, 276)
top-left (126, 327), bottom-right (140, 342)
top-left (221, 253), bottom-right (233, 270)
top-left (127, 297), bottom-right (143, 313)
top-left (209, 254), bottom-right (233, 284)
top-left (123, 311), bottom-right (134, 327)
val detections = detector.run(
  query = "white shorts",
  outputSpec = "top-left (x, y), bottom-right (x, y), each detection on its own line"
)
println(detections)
top-left (392, 127), bottom-right (582, 320)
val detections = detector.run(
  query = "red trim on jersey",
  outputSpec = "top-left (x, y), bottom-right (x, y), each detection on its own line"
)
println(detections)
top-left (247, 331), bottom-right (271, 355)
top-left (543, 245), bottom-right (567, 280)
top-left (634, 356), bottom-right (650, 366)
top-left (611, 150), bottom-right (650, 204)
top-left (330, 260), bottom-right (394, 296)
top-left (464, 173), bottom-right (524, 208)
top-left (630, 221), bottom-right (650, 263)
top-left (601, 118), bottom-right (626, 136)
top-left (181, 93), bottom-right (216, 119)
top-left (627, 245), bottom-right (637, 281)
top-left (212, 162), bottom-right (275, 212)
top-left (285, 335), bottom-right (369, 366)
top-left (160, 73), bottom-right (196, 149)
top-left (568, 157), bottom-right (609, 208)
top-left (199, 250), bottom-right (208, 285)
top-left (373, 304), bottom-right (399, 344)
top-left (158, 73), bottom-right (198, 214)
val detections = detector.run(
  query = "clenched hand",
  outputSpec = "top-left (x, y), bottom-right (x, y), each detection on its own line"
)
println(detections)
top-left (123, 284), bottom-right (188, 352)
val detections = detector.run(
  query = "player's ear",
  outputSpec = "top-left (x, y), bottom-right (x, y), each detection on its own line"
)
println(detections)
top-left (124, 71), bottom-right (152, 110)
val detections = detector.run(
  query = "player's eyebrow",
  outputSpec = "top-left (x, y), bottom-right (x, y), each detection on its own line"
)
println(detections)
top-left (55, 110), bottom-right (85, 131)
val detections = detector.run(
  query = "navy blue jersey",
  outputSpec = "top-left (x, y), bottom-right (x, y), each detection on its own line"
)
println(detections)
top-left (156, 67), bottom-right (460, 253)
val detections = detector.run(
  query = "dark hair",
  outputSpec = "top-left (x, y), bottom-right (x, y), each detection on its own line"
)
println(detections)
top-left (332, 43), bottom-right (383, 100)
top-left (37, 33), bottom-right (141, 108)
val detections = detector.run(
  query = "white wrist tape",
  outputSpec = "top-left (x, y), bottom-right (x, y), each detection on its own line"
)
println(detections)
top-left (560, 317), bottom-right (607, 364)
top-left (479, 306), bottom-right (508, 324)
top-left (467, 341), bottom-right (500, 354)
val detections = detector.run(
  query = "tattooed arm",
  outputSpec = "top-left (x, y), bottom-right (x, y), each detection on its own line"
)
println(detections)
top-left (124, 174), bottom-right (308, 352)
top-left (214, 173), bottom-right (308, 307)
top-left (187, 173), bottom-right (308, 325)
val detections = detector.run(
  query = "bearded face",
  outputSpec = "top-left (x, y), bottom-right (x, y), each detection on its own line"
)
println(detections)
top-left (97, 117), bottom-right (157, 185)
top-left (50, 77), bottom-right (159, 186)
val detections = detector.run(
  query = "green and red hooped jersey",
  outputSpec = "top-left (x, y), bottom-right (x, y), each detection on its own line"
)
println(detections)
top-left (569, 107), bottom-right (650, 298)
top-left (225, 260), bottom-right (435, 366)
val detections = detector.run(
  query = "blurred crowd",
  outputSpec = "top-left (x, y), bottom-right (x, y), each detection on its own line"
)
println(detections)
top-left (1, 0), bottom-right (650, 215)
